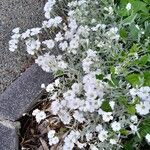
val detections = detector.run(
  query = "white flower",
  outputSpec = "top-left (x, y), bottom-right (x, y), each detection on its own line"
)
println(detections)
top-left (109, 101), bottom-right (115, 110)
top-left (53, 16), bottom-right (62, 27)
top-left (126, 3), bottom-right (132, 11)
top-left (73, 111), bottom-right (85, 123)
top-left (48, 130), bottom-right (56, 139)
top-left (41, 83), bottom-right (45, 89)
top-left (130, 124), bottom-right (138, 134)
top-left (58, 110), bottom-right (72, 124)
top-left (51, 100), bottom-right (61, 115)
top-left (63, 143), bottom-right (74, 150)
top-left (48, 130), bottom-right (59, 146)
top-left (68, 19), bottom-right (78, 31)
top-left (11, 34), bottom-right (20, 39)
top-left (137, 86), bottom-right (150, 101)
top-left (64, 130), bottom-right (80, 145)
top-left (55, 32), bottom-right (63, 42)
top-left (85, 99), bottom-right (97, 112)
top-left (82, 57), bottom-right (93, 73)
top-left (111, 121), bottom-right (121, 132)
top-left (69, 38), bottom-right (79, 49)
top-left (33, 110), bottom-right (46, 123)
top-left (55, 79), bottom-right (60, 87)
top-left (21, 29), bottom-right (31, 39)
top-left (30, 28), bottom-right (41, 36)
top-left (145, 134), bottom-right (150, 143)
top-left (110, 139), bottom-right (117, 145)
top-left (135, 101), bottom-right (150, 115)
top-left (98, 108), bottom-right (105, 115)
top-left (130, 115), bottom-right (138, 124)
top-left (130, 88), bottom-right (137, 97)
top-left (58, 61), bottom-right (68, 69)
top-left (98, 130), bottom-right (108, 142)
top-left (96, 124), bottom-right (103, 132)
top-left (68, 98), bottom-right (81, 109)
top-left (71, 83), bottom-right (82, 94)
top-left (91, 145), bottom-right (99, 150)
top-left (85, 90), bottom-right (98, 100)
top-left (32, 109), bottom-right (40, 116)
top-left (102, 112), bottom-right (113, 122)
top-left (63, 90), bottom-right (76, 100)
top-left (50, 136), bottom-right (59, 145)
top-left (76, 141), bottom-right (87, 149)
top-left (9, 28), bottom-right (21, 52)
top-left (106, 27), bottom-right (120, 40)
top-left (44, 0), bottom-right (56, 19)
top-left (51, 92), bottom-right (57, 100)
top-left (86, 133), bottom-right (92, 141)
top-left (46, 84), bottom-right (54, 92)
top-left (35, 53), bottom-right (57, 72)
top-left (45, 12), bottom-right (51, 19)
top-left (104, 6), bottom-right (113, 15)
top-left (42, 39), bottom-right (55, 49)
top-left (12, 27), bottom-right (20, 34)
top-left (87, 49), bottom-right (97, 58)
top-left (25, 38), bottom-right (41, 55)
top-left (9, 39), bottom-right (18, 52)
top-left (59, 41), bottom-right (68, 51)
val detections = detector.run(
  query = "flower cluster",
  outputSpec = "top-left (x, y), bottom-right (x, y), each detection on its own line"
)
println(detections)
top-left (32, 109), bottom-right (46, 123)
top-left (10, 0), bottom-right (150, 149)
top-left (9, 28), bottom-right (20, 52)
top-left (48, 130), bottom-right (59, 145)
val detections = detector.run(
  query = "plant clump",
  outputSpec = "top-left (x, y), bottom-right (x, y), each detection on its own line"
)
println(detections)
top-left (10, 0), bottom-right (150, 149)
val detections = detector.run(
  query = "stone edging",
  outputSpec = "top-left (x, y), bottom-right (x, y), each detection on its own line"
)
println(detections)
top-left (0, 64), bottom-right (53, 150)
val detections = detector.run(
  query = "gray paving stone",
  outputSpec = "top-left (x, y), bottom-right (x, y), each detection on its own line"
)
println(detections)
top-left (0, 0), bottom-right (45, 94)
top-left (0, 64), bottom-right (53, 121)
top-left (0, 120), bottom-right (19, 150)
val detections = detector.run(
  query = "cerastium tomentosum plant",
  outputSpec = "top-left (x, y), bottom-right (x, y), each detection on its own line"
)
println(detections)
top-left (9, 0), bottom-right (150, 149)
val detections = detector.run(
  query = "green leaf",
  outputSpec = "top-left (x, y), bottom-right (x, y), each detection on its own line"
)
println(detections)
top-left (118, 96), bottom-right (128, 106)
top-left (123, 139), bottom-right (135, 150)
top-left (120, 129), bottom-right (129, 136)
top-left (129, 24), bottom-right (139, 41)
top-left (130, 44), bottom-right (139, 53)
top-left (126, 105), bottom-right (136, 115)
top-left (131, 0), bottom-right (149, 14)
top-left (54, 70), bottom-right (64, 78)
top-left (110, 66), bottom-right (115, 75)
top-left (139, 117), bottom-right (150, 139)
top-left (134, 55), bottom-right (149, 66)
top-left (101, 101), bottom-right (112, 112)
top-left (122, 14), bottom-right (137, 25)
top-left (126, 73), bottom-right (141, 87)
top-left (143, 71), bottom-right (150, 86)
top-left (96, 74), bottom-right (104, 80)
top-left (145, 24), bottom-right (150, 37)
top-left (119, 28), bottom-right (128, 39)
top-left (111, 74), bottom-right (119, 86)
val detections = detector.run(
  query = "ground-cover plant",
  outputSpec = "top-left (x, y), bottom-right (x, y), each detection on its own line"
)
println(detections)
top-left (9, 0), bottom-right (150, 149)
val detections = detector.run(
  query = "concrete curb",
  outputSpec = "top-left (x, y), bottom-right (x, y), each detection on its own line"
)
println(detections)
top-left (0, 64), bottom-right (53, 150)
top-left (0, 120), bottom-right (19, 150)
